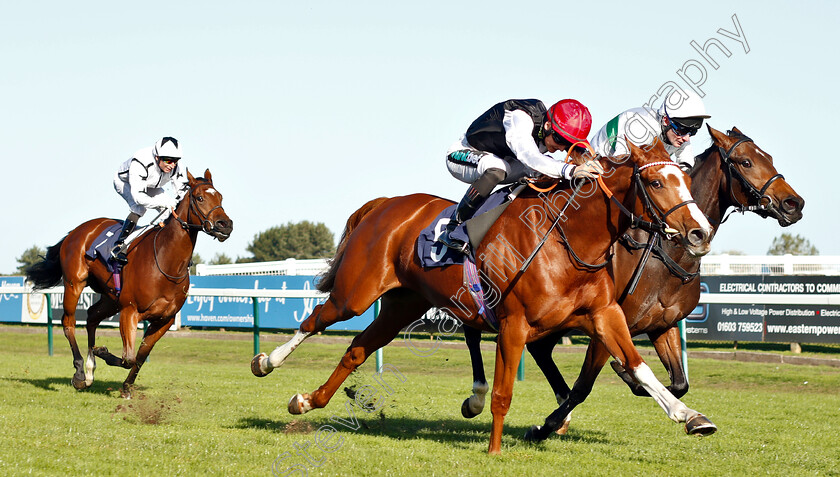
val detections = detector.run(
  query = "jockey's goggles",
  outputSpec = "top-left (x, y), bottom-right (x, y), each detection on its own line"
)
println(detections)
top-left (551, 130), bottom-right (587, 151)
top-left (157, 156), bottom-right (180, 165)
top-left (667, 116), bottom-right (702, 137)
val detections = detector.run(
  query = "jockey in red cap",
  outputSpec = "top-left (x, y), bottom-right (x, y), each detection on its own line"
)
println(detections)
top-left (440, 98), bottom-right (603, 252)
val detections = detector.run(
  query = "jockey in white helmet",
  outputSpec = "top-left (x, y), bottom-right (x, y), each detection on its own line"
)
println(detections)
top-left (110, 137), bottom-right (189, 264)
top-left (590, 89), bottom-right (711, 170)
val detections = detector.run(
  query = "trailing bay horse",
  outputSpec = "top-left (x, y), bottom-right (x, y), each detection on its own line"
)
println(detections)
top-left (251, 140), bottom-right (714, 454)
top-left (25, 169), bottom-right (232, 398)
top-left (458, 126), bottom-right (805, 439)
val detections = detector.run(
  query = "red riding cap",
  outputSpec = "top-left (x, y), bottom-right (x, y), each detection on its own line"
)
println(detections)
top-left (547, 99), bottom-right (593, 149)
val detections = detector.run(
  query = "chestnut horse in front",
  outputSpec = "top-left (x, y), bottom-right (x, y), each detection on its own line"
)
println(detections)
top-left (25, 170), bottom-right (233, 397)
top-left (252, 141), bottom-right (714, 454)
top-left (506, 126), bottom-right (806, 439)
top-left (457, 125), bottom-right (805, 437)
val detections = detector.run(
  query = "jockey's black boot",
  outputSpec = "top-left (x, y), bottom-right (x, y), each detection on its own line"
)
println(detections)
top-left (110, 212), bottom-right (140, 265)
top-left (439, 185), bottom-right (486, 253)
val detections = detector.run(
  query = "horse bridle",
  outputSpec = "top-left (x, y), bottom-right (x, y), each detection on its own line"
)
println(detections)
top-left (719, 132), bottom-right (785, 223)
top-left (171, 182), bottom-right (225, 235)
top-left (533, 161), bottom-right (696, 271)
top-left (154, 181), bottom-right (224, 280)
top-left (631, 161), bottom-right (697, 238)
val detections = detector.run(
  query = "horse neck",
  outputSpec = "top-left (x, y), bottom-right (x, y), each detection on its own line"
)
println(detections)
top-left (568, 161), bottom-right (636, 256)
top-left (157, 203), bottom-right (199, 261)
top-left (690, 147), bottom-right (729, 232)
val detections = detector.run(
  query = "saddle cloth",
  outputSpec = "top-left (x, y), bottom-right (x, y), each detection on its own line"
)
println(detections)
top-left (84, 221), bottom-right (149, 272)
top-left (415, 184), bottom-right (519, 268)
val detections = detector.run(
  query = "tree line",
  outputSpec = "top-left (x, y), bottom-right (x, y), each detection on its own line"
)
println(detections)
top-left (9, 220), bottom-right (336, 275)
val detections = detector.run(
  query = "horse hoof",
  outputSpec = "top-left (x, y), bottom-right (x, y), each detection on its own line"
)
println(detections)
top-left (556, 419), bottom-right (570, 436)
top-left (92, 346), bottom-right (109, 357)
top-left (524, 425), bottom-right (542, 442)
top-left (461, 398), bottom-right (480, 419)
top-left (251, 353), bottom-right (272, 377)
top-left (71, 377), bottom-right (89, 390)
top-left (685, 414), bottom-right (717, 436)
top-left (288, 394), bottom-right (313, 415)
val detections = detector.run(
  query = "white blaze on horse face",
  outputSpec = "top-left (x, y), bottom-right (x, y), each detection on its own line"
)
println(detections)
top-left (659, 167), bottom-right (712, 232)
top-left (206, 188), bottom-right (218, 196)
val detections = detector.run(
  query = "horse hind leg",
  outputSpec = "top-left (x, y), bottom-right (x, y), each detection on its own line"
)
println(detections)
top-left (288, 290), bottom-right (429, 415)
top-left (83, 296), bottom-right (119, 387)
top-left (60, 280), bottom-right (89, 390)
top-left (253, 286), bottom-right (382, 376)
top-left (251, 302), bottom-right (331, 376)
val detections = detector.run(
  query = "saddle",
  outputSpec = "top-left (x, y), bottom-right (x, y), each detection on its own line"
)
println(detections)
top-left (85, 222), bottom-right (150, 272)
top-left (416, 183), bottom-right (527, 268)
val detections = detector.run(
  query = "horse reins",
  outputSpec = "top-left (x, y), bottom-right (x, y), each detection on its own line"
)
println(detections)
top-left (621, 133), bottom-right (786, 289)
top-left (518, 161), bottom-right (694, 274)
top-left (153, 182), bottom-right (221, 281)
top-left (718, 133), bottom-right (785, 224)
top-left (597, 161), bottom-right (696, 238)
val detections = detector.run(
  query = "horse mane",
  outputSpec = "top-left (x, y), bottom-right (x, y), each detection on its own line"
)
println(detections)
top-left (316, 197), bottom-right (390, 293)
top-left (692, 128), bottom-right (748, 173)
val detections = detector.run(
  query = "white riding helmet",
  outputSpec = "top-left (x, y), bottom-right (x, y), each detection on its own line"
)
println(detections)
top-left (154, 137), bottom-right (182, 159)
top-left (660, 90), bottom-right (711, 120)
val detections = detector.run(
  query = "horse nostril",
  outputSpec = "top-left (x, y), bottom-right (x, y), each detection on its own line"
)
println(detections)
top-left (783, 197), bottom-right (802, 214)
top-left (687, 229), bottom-right (707, 247)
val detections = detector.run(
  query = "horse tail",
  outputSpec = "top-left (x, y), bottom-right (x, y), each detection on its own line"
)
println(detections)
top-left (317, 197), bottom-right (390, 293)
top-left (25, 237), bottom-right (66, 290)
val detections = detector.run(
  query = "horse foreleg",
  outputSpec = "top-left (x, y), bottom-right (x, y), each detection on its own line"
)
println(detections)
top-left (120, 317), bottom-right (175, 399)
top-left (114, 307), bottom-right (141, 397)
top-left (651, 326), bottom-right (689, 398)
top-left (526, 332), bottom-right (573, 434)
top-left (487, 318), bottom-right (528, 455)
top-left (596, 305), bottom-right (716, 436)
top-left (611, 327), bottom-right (688, 398)
top-left (525, 339), bottom-right (611, 441)
top-left (461, 325), bottom-right (489, 419)
top-left (526, 332), bottom-right (571, 405)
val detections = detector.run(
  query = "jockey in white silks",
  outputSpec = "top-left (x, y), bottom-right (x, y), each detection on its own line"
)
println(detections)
top-left (589, 90), bottom-right (711, 170)
top-left (110, 136), bottom-right (189, 264)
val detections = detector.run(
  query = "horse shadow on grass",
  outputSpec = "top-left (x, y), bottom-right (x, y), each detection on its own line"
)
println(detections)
top-left (2, 375), bottom-right (127, 396)
top-left (232, 413), bottom-right (610, 449)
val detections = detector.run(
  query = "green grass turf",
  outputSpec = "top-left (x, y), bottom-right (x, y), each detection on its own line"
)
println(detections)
top-left (0, 330), bottom-right (838, 476)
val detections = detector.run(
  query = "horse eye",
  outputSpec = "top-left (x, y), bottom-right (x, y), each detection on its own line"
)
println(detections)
top-left (650, 180), bottom-right (663, 189)
top-left (196, 195), bottom-right (204, 202)
top-left (740, 160), bottom-right (752, 168)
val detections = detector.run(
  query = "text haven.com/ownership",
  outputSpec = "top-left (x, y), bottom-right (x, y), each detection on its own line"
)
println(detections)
top-left (186, 314), bottom-right (253, 324)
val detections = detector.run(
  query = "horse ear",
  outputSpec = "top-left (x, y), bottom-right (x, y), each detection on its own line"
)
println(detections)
top-left (626, 140), bottom-right (642, 157)
top-left (731, 126), bottom-right (743, 135)
top-left (707, 125), bottom-right (731, 147)
top-left (187, 169), bottom-right (196, 184)
top-left (204, 169), bottom-right (212, 182)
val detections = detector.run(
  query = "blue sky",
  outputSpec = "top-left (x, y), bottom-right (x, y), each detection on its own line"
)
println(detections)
top-left (1, 1), bottom-right (836, 274)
